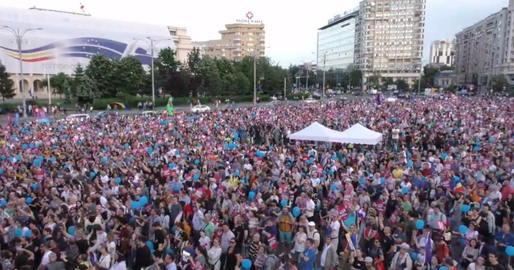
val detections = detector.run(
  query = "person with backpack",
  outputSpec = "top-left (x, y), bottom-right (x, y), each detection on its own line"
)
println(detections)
top-left (277, 206), bottom-right (295, 256)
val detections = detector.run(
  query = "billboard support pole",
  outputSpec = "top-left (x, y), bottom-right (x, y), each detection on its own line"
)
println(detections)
top-left (47, 73), bottom-right (51, 107)
top-left (1, 26), bottom-right (42, 118)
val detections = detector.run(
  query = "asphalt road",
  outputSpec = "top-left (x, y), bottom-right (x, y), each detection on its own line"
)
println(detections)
top-left (0, 93), bottom-right (450, 126)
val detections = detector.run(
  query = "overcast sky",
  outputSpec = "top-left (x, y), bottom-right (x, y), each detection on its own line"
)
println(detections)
top-left (1, 0), bottom-right (508, 67)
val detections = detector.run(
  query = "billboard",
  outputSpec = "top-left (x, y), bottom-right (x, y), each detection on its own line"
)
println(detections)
top-left (0, 7), bottom-right (176, 75)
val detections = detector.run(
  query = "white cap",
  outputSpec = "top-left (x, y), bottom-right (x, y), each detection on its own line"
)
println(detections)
top-left (308, 221), bottom-right (316, 227)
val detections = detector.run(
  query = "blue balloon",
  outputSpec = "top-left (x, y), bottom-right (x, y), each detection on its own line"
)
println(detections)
top-left (331, 183), bottom-right (337, 190)
top-left (242, 259), bottom-right (252, 269)
top-left (459, 225), bottom-right (468, 235)
top-left (193, 174), bottom-right (199, 180)
top-left (26, 197), bottom-right (33, 204)
top-left (306, 160), bottom-right (311, 165)
top-left (416, 220), bottom-right (425, 230)
top-left (172, 183), bottom-right (181, 191)
top-left (29, 144), bottom-right (35, 149)
top-left (132, 201), bottom-right (140, 209)
top-left (116, 177), bottom-right (121, 184)
top-left (50, 157), bottom-right (56, 163)
top-left (439, 267), bottom-right (449, 270)
top-left (169, 163), bottom-right (175, 169)
top-left (506, 246), bottom-right (514, 256)
top-left (235, 170), bottom-right (240, 177)
top-left (15, 228), bottom-right (22, 237)
top-left (281, 199), bottom-right (288, 207)
top-left (0, 169), bottom-right (3, 175)
top-left (402, 186), bottom-right (410, 194)
top-left (24, 230), bottom-right (32, 238)
top-left (146, 241), bottom-right (154, 250)
top-left (293, 207), bottom-right (301, 217)
top-left (31, 184), bottom-right (37, 190)
top-left (90, 172), bottom-right (96, 178)
top-left (22, 144), bottom-right (28, 149)
top-left (0, 201), bottom-right (6, 207)
top-left (461, 204), bottom-right (470, 213)
top-left (68, 226), bottom-right (75, 236)
top-left (0, 155), bottom-right (5, 160)
top-left (380, 177), bottom-right (385, 184)
top-left (140, 196), bottom-right (148, 206)
top-left (248, 191), bottom-right (256, 200)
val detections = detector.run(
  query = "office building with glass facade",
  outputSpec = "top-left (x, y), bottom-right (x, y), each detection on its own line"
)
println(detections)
top-left (317, 9), bottom-right (359, 72)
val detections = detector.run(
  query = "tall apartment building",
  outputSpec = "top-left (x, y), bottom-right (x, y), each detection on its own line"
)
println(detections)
top-left (168, 26), bottom-right (194, 63)
top-left (192, 15), bottom-right (265, 61)
top-left (454, 0), bottom-right (514, 88)
top-left (354, 0), bottom-right (426, 86)
top-left (429, 39), bottom-right (454, 67)
top-left (317, 8), bottom-right (359, 72)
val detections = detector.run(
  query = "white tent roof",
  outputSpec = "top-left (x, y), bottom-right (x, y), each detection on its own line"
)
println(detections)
top-left (339, 123), bottom-right (383, 145)
top-left (289, 122), bottom-right (345, 143)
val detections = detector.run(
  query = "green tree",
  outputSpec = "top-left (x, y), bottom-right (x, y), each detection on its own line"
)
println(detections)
top-left (491, 75), bottom-right (509, 92)
top-left (396, 79), bottom-right (408, 91)
top-left (349, 69), bottom-right (362, 88)
top-left (368, 75), bottom-right (381, 90)
top-left (85, 55), bottom-right (116, 98)
top-left (0, 65), bottom-right (15, 101)
top-left (40, 73), bottom-right (72, 99)
top-left (114, 56), bottom-right (147, 96)
top-left (413, 78), bottom-right (427, 92)
top-left (155, 47), bottom-right (181, 95)
top-left (75, 75), bottom-right (99, 99)
top-left (198, 57), bottom-right (222, 97)
top-left (72, 63), bottom-right (85, 97)
top-left (382, 77), bottom-right (394, 90)
top-left (186, 48), bottom-right (202, 97)
top-left (233, 71), bottom-right (251, 95)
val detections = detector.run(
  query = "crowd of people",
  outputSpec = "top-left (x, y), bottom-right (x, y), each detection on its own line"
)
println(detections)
top-left (0, 96), bottom-right (513, 270)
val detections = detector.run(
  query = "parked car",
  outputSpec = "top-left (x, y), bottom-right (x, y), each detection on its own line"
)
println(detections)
top-left (97, 111), bottom-right (118, 118)
top-left (191, 105), bottom-right (211, 113)
top-left (66, 114), bottom-right (90, 121)
top-left (141, 111), bottom-right (158, 116)
top-left (303, 98), bottom-right (317, 103)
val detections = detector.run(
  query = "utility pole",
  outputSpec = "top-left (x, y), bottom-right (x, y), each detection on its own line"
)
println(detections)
top-left (47, 73), bottom-right (51, 107)
top-left (253, 56), bottom-right (257, 104)
top-left (1, 26), bottom-right (42, 118)
top-left (322, 53), bottom-right (326, 98)
top-left (306, 66), bottom-right (309, 91)
top-left (133, 37), bottom-right (171, 108)
top-left (283, 77), bottom-right (286, 98)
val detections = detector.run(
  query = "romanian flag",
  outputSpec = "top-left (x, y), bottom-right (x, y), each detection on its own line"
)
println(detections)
top-left (454, 183), bottom-right (464, 193)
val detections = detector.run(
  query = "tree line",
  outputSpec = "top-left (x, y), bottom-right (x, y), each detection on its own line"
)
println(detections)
top-left (0, 47), bottom-right (296, 101)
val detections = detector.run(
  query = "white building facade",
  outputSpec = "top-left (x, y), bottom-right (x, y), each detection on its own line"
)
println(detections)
top-left (354, 0), bottom-right (427, 87)
top-left (429, 39), bottom-right (454, 67)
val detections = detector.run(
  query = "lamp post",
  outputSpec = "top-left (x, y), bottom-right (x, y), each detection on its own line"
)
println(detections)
top-left (133, 37), bottom-right (171, 108)
top-left (1, 26), bottom-right (42, 118)
top-left (322, 52), bottom-right (327, 99)
top-left (253, 46), bottom-right (271, 104)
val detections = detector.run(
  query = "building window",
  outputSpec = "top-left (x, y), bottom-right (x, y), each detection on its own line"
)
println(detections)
top-left (170, 31), bottom-right (177, 36)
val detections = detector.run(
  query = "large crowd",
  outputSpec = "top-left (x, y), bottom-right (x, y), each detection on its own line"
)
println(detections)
top-left (0, 96), bottom-right (514, 270)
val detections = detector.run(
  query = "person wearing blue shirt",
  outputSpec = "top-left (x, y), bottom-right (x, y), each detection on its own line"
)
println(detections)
top-left (495, 224), bottom-right (514, 265)
top-left (300, 239), bottom-right (316, 270)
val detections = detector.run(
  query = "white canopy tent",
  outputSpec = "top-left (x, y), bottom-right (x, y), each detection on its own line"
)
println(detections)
top-left (289, 122), bottom-right (345, 143)
top-left (338, 123), bottom-right (383, 145)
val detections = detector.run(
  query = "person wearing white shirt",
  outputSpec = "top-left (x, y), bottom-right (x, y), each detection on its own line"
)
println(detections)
top-left (110, 258), bottom-right (127, 270)
top-left (97, 246), bottom-right (112, 270)
top-left (192, 208), bottom-right (205, 231)
top-left (329, 217), bottom-right (341, 251)
top-left (305, 198), bottom-right (315, 219)
top-left (41, 245), bottom-right (53, 266)
top-left (165, 254), bottom-right (177, 270)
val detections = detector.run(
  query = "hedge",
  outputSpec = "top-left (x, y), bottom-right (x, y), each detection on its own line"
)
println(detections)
top-left (0, 95), bottom-right (271, 113)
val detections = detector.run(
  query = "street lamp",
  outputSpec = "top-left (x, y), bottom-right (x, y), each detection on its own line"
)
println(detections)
top-left (253, 46), bottom-right (271, 104)
top-left (133, 37), bottom-right (172, 108)
top-left (322, 52), bottom-right (327, 99)
top-left (1, 26), bottom-right (42, 118)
